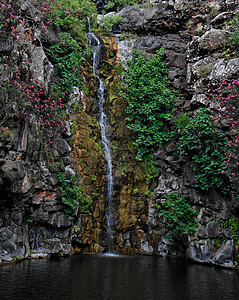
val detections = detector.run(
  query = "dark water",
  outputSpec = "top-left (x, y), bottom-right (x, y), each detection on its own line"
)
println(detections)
top-left (0, 254), bottom-right (238, 300)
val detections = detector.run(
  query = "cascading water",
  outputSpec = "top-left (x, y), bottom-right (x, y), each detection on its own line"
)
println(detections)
top-left (87, 31), bottom-right (114, 253)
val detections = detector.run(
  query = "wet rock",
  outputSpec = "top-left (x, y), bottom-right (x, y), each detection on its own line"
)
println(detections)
top-left (147, 199), bottom-right (157, 231)
top-left (141, 234), bottom-right (153, 255)
top-left (158, 237), bottom-right (171, 256)
top-left (116, 39), bottom-right (133, 67)
top-left (121, 231), bottom-right (131, 247)
top-left (65, 165), bottom-right (75, 178)
top-left (212, 240), bottom-right (234, 267)
top-left (50, 212), bottom-right (73, 228)
top-left (29, 253), bottom-right (50, 259)
top-left (186, 240), bottom-right (214, 262)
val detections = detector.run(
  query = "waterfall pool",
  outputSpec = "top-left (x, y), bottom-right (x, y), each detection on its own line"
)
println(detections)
top-left (0, 254), bottom-right (238, 300)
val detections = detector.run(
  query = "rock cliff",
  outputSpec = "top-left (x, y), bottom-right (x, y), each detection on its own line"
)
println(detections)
top-left (0, 0), bottom-right (238, 268)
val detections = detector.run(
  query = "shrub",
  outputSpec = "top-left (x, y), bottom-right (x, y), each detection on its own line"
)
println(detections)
top-left (178, 108), bottom-right (229, 193)
top-left (220, 217), bottom-right (239, 245)
top-left (47, 32), bottom-right (92, 102)
top-left (228, 12), bottom-right (239, 52)
top-left (98, 14), bottom-right (122, 33)
top-left (121, 49), bottom-right (177, 161)
top-left (214, 80), bottom-right (239, 194)
top-left (155, 193), bottom-right (196, 244)
top-left (58, 174), bottom-right (92, 216)
top-left (104, 0), bottom-right (140, 11)
top-left (36, 0), bottom-right (97, 41)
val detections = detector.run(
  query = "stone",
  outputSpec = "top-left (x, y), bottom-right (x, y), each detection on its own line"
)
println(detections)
top-left (29, 46), bottom-right (54, 93)
top-left (53, 139), bottom-right (71, 157)
top-left (198, 29), bottom-right (227, 51)
top-left (186, 240), bottom-right (214, 262)
top-left (50, 212), bottom-right (73, 228)
top-left (140, 234), bottom-right (153, 255)
top-left (116, 39), bottom-right (133, 67)
top-left (22, 174), bottom-right (33, 194)
top-left (147, 199), bottom-right (157, 230)
top-left (119, 7), bottom-right (144, 32)
top-left (209, 58), bottom-right (239, 82)
top-left (213, 240), bottom-right (234, 267)
top-left (30, 253), bottom-right (50, 259)
top-left (158, 237), bottom-right (171, 256)
top-left (207, 221), bottom-right (220, 239)
top-left (197, 225), bottom-right (208, 239)
top-left (0, 160), bottom-right (25, 184)
top-left (65, 165), bottom-right (75, 178)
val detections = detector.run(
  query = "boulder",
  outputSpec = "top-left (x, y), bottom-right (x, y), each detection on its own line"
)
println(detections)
top-left (198, 29), bottom-right (227, 51)
top-left (0, 160), bottom-right (25, 184)
top-left (186, 240), bottom-right (214, 262)
top-left (212, 240), bottom-right (234, 267)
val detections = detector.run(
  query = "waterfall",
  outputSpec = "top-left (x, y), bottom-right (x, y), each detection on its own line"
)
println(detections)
top-left (88, 32), bottom-right (114, 253)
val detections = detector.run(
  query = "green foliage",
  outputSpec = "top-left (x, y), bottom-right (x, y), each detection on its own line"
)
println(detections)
top-left (132, 188), bottom-right (139, 195)
top-left (220, 217), bottom-right (239, 245)
top-left (13, 256), bottom-right (23, 261)
top-left (98, 14), bottom-right (123, 33)
top-left (104, 0), bottom-right (140, 10)
top-left (47, 161), bottom-right (65, 172)
top-left (198, 64), bottom-right (213, 77)
top-left (214, 234), bottom-right (227, 248)
top-left (155, 193), bottom-right (196, 244)
top-left (178, 108), bottom-right (229, 193)
top-left (228, 12), bottom-right (239, 53)
top-left (43, 0), bottom-right (97, 41)
top-left (140, 154), bottom-right (160, 184)
top-left (121, 49), bottom-right (177, 161)
top-left (118, 32), bottom-right (137, 41)
top-left (197, 29), bottom-right (205, 37)
top-left (47, 33), bottom-right (92, 102)
top-left (58, 174), bottom-right (92, 216)
top-left (174, 112), bottom-right (190, 131)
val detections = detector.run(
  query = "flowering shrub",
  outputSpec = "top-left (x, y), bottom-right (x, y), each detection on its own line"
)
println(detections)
top-left (0, 0), bottom-right (23, 40)
top-left (0, 56), bottom-right (66, 147)
top-left (36, 0), bottom-right (97, 40)
top-left (214, 80), bottom-right (239, 193)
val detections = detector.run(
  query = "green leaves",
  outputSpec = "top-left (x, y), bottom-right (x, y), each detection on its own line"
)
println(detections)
top-left (228, 12), bottom-right (239, 52)
top-left (177, 108), bottom-right (229, 193)
top-left (47, 33), bottom-right (92, 102)
top-left (58, 174), bottom-right (92, 216)
top-left (121, 49), bottom-right (177, 161)
top-left (156, 193), bottom-right (196, 244)
top-left (52, 0), bottom-right (97, 41)
top-left (220, 217), bottom-right (239, 245)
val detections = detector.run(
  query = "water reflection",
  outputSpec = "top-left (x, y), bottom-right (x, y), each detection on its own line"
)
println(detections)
top-left (0, 255), bottom-right (238, 300)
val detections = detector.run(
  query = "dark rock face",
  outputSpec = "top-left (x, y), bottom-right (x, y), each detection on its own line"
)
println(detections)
top-left (113, 0), bottom-right (239, 267)
top-left (0, 0), bottom-right (238, 269)
top-left (0, 0), bottom-right (74, 263)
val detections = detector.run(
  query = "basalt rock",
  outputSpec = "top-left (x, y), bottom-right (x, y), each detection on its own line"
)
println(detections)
top-left (0, 0), bottom-right (239, 269)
